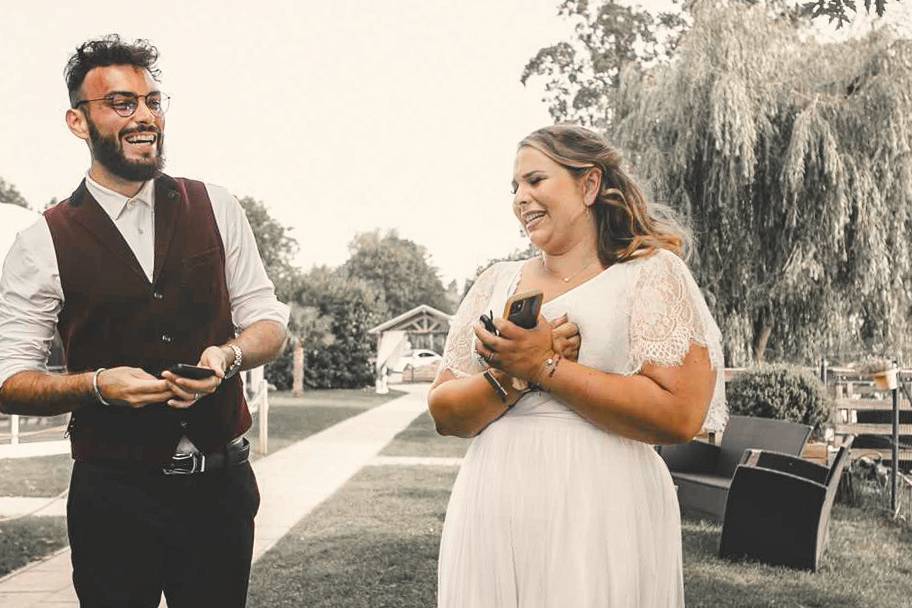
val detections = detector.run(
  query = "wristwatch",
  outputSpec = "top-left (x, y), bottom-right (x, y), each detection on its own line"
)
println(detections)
top-left (224, 344), bottom-right (243, 379)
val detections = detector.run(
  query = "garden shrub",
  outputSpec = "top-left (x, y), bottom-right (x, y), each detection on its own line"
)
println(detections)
top-left (727, 363), bottom-right (833, 439)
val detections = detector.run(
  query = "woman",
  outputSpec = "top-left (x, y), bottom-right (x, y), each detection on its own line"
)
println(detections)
top-left (428, 125), bottom-right (726, 607)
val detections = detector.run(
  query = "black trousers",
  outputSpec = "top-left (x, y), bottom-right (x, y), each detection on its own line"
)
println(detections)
top-left (67, 458), bottom-right (260, 608)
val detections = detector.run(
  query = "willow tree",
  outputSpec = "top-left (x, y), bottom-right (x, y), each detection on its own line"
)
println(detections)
top-left (610, 2), bottom-right (912, 365)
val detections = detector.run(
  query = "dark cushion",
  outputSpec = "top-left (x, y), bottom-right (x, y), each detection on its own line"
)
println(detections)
top-left (672, 472), bottom-right (731, 520)
top-left (716, 416), bottom-right (812, 478)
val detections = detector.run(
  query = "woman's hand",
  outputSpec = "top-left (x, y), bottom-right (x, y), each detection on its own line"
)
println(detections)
top-left (549, 314), bottom-right (580, 362)
top-left (474, 314), bottom-right (556, 383)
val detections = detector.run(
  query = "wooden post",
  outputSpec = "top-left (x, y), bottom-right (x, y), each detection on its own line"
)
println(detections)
top-left (258, 388), bottom-right (269, 456)
top-left (892, 385), bottom-right (899, 515)
top-left (292, 339), bottom-right (304, 397)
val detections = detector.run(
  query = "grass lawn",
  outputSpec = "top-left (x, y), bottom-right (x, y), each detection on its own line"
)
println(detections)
top-left (249, 388), bottom-right (404, 457)
top-left (682, 506), bottom-right (912, 607)
top-left (248, 465), bottom-right (455, 608)
top-left (0, 517), bottom-right (68, 577)
top-left (379, 411), bottom-right (469, 459)
top-left (0, 454), bottom-right (72, 497)
top-left (252, 405), bottom-right (912, 608)
top-left (0, 413), bottom-right (70, 445)
top-left (0, 388), bottom-right (404, 580)
top-left (249, 460), bottom-right (912, 607)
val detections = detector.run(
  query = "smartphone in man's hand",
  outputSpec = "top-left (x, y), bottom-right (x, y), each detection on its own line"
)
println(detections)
top-left (167, 364), bottom-right (217, 380)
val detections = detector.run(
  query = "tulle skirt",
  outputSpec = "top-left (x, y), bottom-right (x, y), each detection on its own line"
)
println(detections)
top-left (437, 400), bottom-right (684, 608)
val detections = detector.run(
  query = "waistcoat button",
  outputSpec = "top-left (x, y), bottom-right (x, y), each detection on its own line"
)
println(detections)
top-left (153, 291), bottom-right (164, 300)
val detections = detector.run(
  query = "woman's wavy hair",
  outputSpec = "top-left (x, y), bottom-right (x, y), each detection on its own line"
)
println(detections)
top-left (519, 125), bottom-right (690, 266)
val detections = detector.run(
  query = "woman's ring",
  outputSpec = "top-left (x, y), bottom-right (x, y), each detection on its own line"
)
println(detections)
top-left (193, 393), bottom-right (200, 400)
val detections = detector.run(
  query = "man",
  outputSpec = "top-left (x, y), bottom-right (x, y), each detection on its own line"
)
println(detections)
top-left (0, 35), bottom-right (289, 607)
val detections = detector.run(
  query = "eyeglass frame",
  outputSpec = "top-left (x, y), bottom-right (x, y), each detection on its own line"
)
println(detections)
top-left (72, 91), bottom-right (170, 118)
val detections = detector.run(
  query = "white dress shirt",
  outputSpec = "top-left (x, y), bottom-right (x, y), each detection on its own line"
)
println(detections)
top-left (0, 174), bottom-right (290, 390)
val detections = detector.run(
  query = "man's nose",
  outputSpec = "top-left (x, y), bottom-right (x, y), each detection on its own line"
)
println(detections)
top-left (132, 97), bottom-right (157, 124)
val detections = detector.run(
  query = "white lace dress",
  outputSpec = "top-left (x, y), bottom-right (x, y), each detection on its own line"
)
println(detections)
top-left (437, 249), bottom-right (726, 608)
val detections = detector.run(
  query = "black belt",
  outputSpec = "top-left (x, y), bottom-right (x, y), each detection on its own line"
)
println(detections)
top-left (162, 437), bottom-right (250, 476)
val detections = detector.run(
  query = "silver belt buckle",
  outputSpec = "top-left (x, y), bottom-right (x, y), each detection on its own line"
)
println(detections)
top-left (162, 452), bottom-right (206, 475)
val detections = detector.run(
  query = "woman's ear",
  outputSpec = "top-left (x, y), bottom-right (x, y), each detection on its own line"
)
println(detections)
top-left (583, 168), bottom-right (602, 207)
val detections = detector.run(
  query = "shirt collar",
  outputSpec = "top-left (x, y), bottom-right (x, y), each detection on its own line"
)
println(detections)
top-left (84, 173), bottom-right (155, 220)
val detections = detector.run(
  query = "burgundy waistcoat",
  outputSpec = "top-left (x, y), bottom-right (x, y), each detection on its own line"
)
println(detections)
top-left (44, 174), bottom-right (250, 465)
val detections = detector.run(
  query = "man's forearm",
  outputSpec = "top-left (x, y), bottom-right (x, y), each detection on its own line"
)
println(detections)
top-left (0, 370), bottom-right (94, 416)
top-left (222, 320), bottom-right (288, 371)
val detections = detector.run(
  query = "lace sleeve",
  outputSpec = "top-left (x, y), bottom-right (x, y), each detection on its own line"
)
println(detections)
top-left (626, 250), bottom-right (728, 432)
top-left (440, 263), bottom-right (506, 378)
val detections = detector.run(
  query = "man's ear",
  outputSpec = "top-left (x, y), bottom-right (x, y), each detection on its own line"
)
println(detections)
top-left (66, 108), bottom-right (90, 141)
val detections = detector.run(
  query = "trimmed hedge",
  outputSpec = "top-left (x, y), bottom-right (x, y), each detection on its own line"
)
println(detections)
top-left (727, 364), bottom-right (833, 439)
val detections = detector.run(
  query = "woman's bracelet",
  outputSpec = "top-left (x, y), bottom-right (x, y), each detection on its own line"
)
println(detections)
top-left (534, 353), bottom-right (562, 390)
top-left (482, 370), bottom-right (509, 404)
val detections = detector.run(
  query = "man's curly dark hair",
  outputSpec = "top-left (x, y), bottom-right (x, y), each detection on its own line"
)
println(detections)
top-left (64, 35), bottom-right (161, 108)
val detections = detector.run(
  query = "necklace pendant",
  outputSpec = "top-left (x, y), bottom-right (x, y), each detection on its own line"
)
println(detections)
top-left (563, 277), bottom-right (570, 283)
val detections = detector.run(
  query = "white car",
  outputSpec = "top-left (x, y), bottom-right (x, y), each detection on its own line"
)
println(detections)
top-left (393, 349), bottom-right (442, 373)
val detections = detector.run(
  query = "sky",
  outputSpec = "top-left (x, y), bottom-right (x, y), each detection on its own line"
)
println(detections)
top-left (0, 0), bottom-right (905, 288)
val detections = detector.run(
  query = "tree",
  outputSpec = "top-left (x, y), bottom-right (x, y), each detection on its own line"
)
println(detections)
top-left (301, 268), bottom-right (387, 388)
top-left (0, 177), bottom-right (30, 209)
top-left (521, 1), bottom-right (812, 130)
top-left (521, 0), bottom-right (688, 129)
top-left (265, 266), bottom-right (386, 390)
top-left (287, 302), bottom-right (334, 395)
top-left (342, 230), bottom-right (452, 317)
top-left (609, 2), bottom-right (912, 364)
top-left (237, 196), bottom-right (301, 302)
top-left (803, 0), bottom-right (890, 28)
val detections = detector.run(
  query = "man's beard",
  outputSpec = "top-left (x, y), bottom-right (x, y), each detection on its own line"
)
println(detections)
top-left (87, 119), bottom-right (165, 182)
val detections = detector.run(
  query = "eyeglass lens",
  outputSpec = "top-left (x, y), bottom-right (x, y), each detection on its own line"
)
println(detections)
top-left (109, 93), bottom-right (170, 117)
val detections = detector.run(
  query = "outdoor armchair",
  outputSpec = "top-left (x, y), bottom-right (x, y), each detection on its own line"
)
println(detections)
top-left (658, 415), bottom-right (814, 520)
top-left (718, 436), bottom-right (855, 572)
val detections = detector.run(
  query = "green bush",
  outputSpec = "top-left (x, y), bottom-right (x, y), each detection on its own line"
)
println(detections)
top-left (727, 364), bottom-right (833, 439)
top-left (265, 348), bottom-right (294, 391)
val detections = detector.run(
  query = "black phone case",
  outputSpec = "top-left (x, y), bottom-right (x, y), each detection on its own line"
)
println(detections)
top-left (168, 364), bottom-right (216, 380)
top-left (506, 294), bottom-right (543, 329)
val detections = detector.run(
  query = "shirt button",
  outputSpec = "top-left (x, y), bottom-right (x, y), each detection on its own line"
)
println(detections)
top-left (153, 291), bottom-right (164, 300)
top-left (161, 334), bottom-right (173, 343)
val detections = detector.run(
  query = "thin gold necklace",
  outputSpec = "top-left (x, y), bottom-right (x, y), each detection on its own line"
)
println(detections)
top-left (540, 256), bottom-right (599, 283)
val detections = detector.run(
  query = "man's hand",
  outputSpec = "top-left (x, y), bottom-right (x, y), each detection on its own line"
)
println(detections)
top-left (96, 367), bottom-right (176, 408)
top-left (549, 314), bottom-right (581, 362)
top-left (159, 346), bottom-right (227, 409)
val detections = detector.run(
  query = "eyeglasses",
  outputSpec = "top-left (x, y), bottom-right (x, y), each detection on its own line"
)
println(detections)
top-left (73, 92), bottom-right (170, 118)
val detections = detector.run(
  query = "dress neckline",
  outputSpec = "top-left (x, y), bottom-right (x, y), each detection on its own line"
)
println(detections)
top-left (506, 258), bottom-right (620, 310)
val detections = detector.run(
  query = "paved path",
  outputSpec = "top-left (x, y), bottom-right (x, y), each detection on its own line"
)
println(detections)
top-left (368, 455), bottom-right (463, 467)
top-left (0, 496), bottom-right (67, 519)
top-left (0, 384), bottom-right (430, 608)
top-left (0, 441), bottom-right (69, 460)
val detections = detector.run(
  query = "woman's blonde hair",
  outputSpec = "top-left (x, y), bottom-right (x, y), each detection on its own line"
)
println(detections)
top-left (519, 124), bottom-right (690, 266)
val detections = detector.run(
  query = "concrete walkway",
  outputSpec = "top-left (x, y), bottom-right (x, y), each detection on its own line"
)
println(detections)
top-left (0, 440), bottom-right (69, 460)
top-left (0, 384), bottom-right (430, 608)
